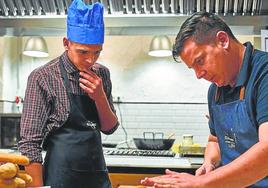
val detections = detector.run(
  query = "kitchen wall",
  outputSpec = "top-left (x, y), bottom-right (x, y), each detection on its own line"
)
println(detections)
top-left (0, 35), bottom-right (261, 146)
top-left (0, 37), bottom-right (23, 113)
top-left (0, 38), bottom-right (3, 111)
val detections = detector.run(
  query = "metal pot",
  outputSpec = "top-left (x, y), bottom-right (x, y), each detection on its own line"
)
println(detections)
top-left (133, 132), bottom-right (175, 150)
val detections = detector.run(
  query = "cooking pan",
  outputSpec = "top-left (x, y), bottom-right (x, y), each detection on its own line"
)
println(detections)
top-left (133, 132), bottom-right (175, 150)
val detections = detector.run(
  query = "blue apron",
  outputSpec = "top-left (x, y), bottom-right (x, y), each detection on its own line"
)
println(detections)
top-left (212, 86), bottom-right (268, 187)
top-left (43, 58), bottom-right (111, 188)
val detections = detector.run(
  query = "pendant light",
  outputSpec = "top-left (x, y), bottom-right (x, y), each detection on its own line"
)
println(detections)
top-left (23, 36), bottom-right (49, 58)
top-left (148, 35), bottom-right (172, 57)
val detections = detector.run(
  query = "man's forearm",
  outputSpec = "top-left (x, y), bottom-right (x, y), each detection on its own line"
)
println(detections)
top-left (203, 141), bottom-right (268, 188)
top-left (201, 124), bottom-right (268, 187)
top-left (204, 135), bottom-right (221, 166)
top-left (25, 162), bottom-right (43, 187)
top-left (95, 94), bottom-right (118, 132)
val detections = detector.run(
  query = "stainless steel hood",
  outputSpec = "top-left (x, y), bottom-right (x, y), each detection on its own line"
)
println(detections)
top-left (0, 0), bottom-right (268, 36)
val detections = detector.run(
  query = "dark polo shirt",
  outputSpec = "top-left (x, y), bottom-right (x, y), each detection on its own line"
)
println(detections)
top-left (208, 42), bottom-right (268, 135)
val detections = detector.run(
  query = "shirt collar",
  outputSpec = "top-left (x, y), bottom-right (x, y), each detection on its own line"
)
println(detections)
top-left (235, 42), bottom-right (254, 87)
top-left (61, 51), bottom-right (79, 75)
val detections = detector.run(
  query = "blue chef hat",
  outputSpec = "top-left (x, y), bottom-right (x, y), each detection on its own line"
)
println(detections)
top-left (67, 0), bottom-right (104, 45)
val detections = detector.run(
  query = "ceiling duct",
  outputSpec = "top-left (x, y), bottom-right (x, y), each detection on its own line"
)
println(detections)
top-left (0, 0), bottom-right (268, 36)
top-left (0, 0), bottom-right (267, 17)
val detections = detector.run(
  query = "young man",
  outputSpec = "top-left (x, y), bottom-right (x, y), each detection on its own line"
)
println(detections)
top-left (141, 12), bottom-right (268, 188)
top-left (18, 0), bottom-right (118, 187)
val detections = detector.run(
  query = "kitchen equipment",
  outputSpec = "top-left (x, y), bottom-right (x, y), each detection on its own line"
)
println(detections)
top-left (103, 148), bottom-right (175, 157)
top-left (133, 132), bottom-right (175, 150)
top-left (102, 142), bottom-right (117, 148)
top-left (0, 114), bottom-right (21, 148)
top-left (143, 0), bottom-right (151, 14)
top-left (134, 0), bottom-right (142, 14)
top-left (109, 0), bottom-right (124, 14)
top-left (102, 139), bottom-right (133, 148)
top-left (125, 0), bottom-right (133, 14)
top-left (182, 134), bottom-right (194, 146)
top-left (178, 134), bottom-right (205, 156)
top-left (178, 144), bottom-right (205, 157)
top-left (167, 133), bottom-right (175, 139)
top-left (170, 0), bottom-right (179, 13)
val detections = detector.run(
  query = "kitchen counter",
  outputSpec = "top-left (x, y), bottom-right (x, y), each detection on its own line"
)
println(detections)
top-left (105, 154), bottom-right (203, 169)
top-left (0, 148), bottom-right (203, 187)
top-left (105, 153), bottom-right (203, 188)
top-left (105, 154), bottom-right (203, 174)
top-left (103, 148), bottom-right (203, 171)
top-left (0, 148), bottom-right (203, 170)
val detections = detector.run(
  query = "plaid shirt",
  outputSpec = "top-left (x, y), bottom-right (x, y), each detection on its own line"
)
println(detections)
top-left (18, 52), bottom-right (118, 163)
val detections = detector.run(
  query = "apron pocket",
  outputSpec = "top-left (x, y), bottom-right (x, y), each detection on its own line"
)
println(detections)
top-left (64, 143), bottom-right (106, 171)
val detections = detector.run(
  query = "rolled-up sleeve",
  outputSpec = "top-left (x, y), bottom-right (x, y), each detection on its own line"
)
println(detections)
top-left (99, 66), bottom-right (119, 134)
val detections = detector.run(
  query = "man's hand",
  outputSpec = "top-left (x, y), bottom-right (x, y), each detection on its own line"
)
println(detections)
top-left (195, 162), bottom-right (216, 176)
top-left (0, 153), bottom-right (32, 188)
top-left (141, 169), bottom-right (204, 188)
top-left (79, 70), bottom-right (105, 101)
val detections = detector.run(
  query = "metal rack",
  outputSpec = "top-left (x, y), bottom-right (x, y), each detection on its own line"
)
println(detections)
top-left (104, 148), bottom-right (176, 157)
top-left (0, 0), bottom-right (267, 17)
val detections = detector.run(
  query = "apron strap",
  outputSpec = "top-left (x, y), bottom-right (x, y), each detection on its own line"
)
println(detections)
top-left (59, 57), bottom-right (73, 99)
top-left (215, 87), bottom-right (220, 102)
top-left (214, 44), bottom-right (254, 103)
top-left (239, 86), bottom-right (245, 100)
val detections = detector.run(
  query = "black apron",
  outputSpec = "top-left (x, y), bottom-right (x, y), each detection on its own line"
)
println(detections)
top-left (43, 58), bottom-right (111, 188)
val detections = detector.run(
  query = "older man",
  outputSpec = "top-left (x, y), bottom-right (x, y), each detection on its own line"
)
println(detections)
top-left (141, 12), bottom-right (268, 188)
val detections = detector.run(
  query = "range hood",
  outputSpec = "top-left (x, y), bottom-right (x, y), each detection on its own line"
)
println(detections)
top-left (0, 0), bottom-right (268, 36)
top-left (0, 0), bottom-right (267, 16)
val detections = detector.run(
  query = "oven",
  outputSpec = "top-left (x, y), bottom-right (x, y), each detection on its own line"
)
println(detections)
top-left (0, 113), bottom-right (21, 148)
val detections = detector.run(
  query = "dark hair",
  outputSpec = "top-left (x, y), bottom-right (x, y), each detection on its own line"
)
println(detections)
top-left (173, 12), bottom-right (238, 57)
